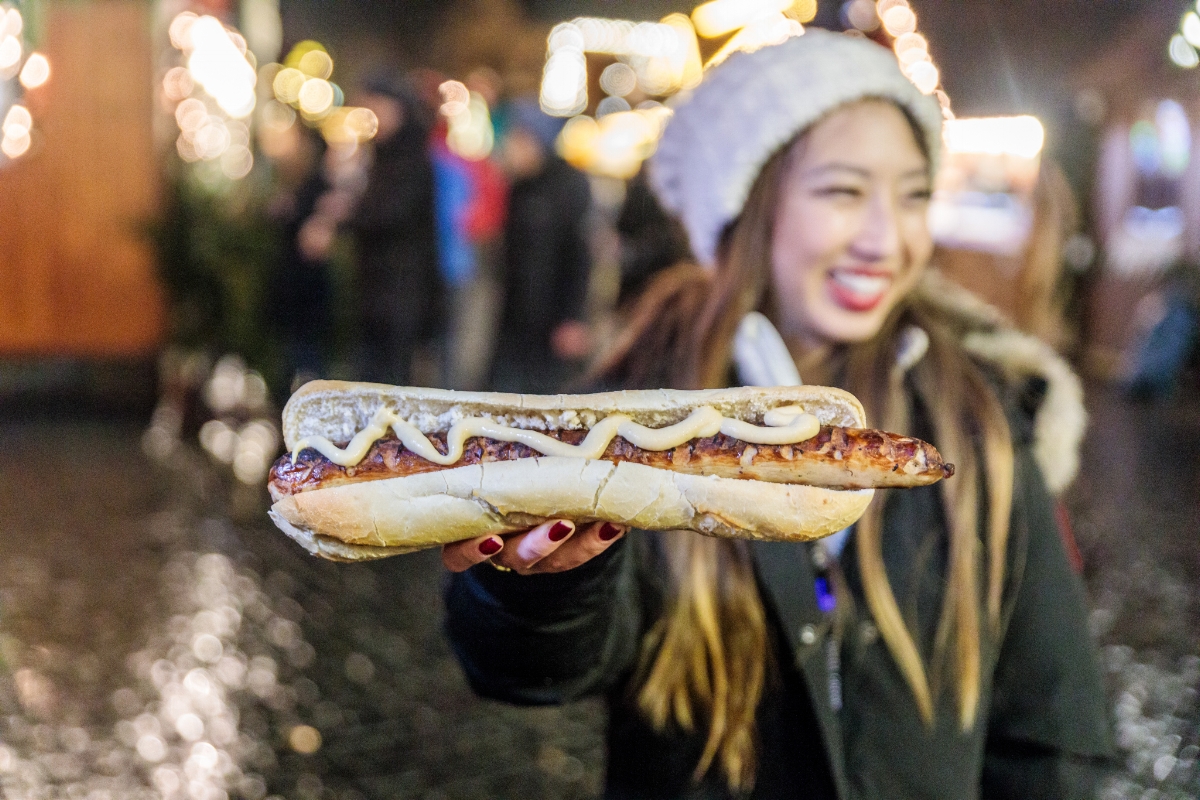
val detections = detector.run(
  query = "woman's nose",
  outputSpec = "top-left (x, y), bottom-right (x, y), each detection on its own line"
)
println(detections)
top-left (853, 193), bottom-right (902, 260)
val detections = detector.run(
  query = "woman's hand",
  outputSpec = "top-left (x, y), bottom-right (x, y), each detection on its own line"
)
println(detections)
top-left (442, 520), bottom-right (627, 575)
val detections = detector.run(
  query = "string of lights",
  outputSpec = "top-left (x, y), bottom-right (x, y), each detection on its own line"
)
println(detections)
top-left (535, 1), bottom-right (963, 179)
top-left (1170, 2), bottom-right (1200, 68)
top-left (1, 1), bottom-right (50, 163)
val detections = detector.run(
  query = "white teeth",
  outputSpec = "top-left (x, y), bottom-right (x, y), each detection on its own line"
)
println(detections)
top-left (831, 271), bottom-right (890, 296)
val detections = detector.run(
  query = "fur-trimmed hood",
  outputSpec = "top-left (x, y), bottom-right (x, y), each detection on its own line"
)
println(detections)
top-left (915, 272), bottom-right (1086, 494)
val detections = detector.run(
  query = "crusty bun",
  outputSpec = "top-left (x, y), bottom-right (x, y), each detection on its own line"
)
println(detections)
top-left (270, 382), bottom-right (876, 560)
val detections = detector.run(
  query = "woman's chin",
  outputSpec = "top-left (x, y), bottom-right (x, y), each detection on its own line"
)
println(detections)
top-left (809, 306), bottom-right (892, 344)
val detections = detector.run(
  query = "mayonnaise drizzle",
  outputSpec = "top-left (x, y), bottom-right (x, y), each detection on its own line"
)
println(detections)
top-left (291, 404), bottom-right (820, 468)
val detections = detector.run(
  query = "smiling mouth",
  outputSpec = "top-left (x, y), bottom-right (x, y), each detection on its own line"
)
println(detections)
top-left (827, 269), bottom-right (893, 312)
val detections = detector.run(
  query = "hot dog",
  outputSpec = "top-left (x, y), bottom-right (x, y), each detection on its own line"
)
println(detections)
top-left (267, 381), bottom-right (953, 561)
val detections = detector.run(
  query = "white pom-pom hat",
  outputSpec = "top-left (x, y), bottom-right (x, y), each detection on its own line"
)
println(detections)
top-left (648, 28), bottom-right (943, 267)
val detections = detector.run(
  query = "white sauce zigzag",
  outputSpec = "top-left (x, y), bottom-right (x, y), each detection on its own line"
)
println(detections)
top-left (292, 405), bottom-right (821, 468)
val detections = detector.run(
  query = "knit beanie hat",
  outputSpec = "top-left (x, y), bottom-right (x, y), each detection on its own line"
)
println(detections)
top-left (648, 28), bottom-right (943, 267)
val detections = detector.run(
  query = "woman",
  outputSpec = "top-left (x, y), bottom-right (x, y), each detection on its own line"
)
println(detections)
top-left (442, 31), bottom-right (1111, 799)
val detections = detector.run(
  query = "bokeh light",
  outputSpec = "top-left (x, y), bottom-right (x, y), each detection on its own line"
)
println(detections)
top-left (691, 0), bottom-right (792, 38)
top-left (540, 46), bottom-right (588, 117)
top-left (162, 66), bottom-right (194, 102)
top-left (168, 11), bottom-right (198, 50)
top-left (297, 78), bottom-right (334, 117)
top-left (272, 67), bottom-right (306, 104)
top-left (3, 6), bottom-right (22, 37)
top-left (1169, 34), bottom-right (1199, 69)
top-left (844, 0), bottom-right (879, 32)
top-left (3, 104), bottom-right (31, 139)
top-left (905, 59), bottom-right (939, 94)
top-left (600, 63), bottom-right (638, 97)
top-left (1, 130), bottom-right (30, 158)
top-left (442, 87), bottom-right (495, 160)
top-left (792, 0), bottom-right (819, 23)
top-left (438, 79), bottom-right (470, 117)
top-left (707, 13), bottom-right (803, 67)
top-left (0, 35), bottom-right (21, 70)
top-left (18, 52), bottom-right (49, 89)
top-left (297, 49), bottom-right (333, 79)
top-left (1184, 11), bottom-right (1200, 48)
top-left (881, 4), bottom-right (917, 36)
top-left (943, 115), bottom-right (1045, 159)
top-left (185, 16), bottom-right (257, 119)
top-left (344, 107), bottom-right (379, 140)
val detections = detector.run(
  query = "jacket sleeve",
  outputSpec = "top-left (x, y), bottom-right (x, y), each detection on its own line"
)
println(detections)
top-left (981, 447), bottom-right (1114, 800)
top-left (443, 537), bottom-right (646, 705)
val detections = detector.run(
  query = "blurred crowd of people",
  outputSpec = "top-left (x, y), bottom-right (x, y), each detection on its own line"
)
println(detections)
top-left (263, 66), bottom-right (600, 397)
top-left (255, 62), bottom-right (1200, 406)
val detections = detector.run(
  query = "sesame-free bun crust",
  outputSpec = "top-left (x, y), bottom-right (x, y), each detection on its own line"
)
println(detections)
top-left (271, 383), bottom-right (874, 560)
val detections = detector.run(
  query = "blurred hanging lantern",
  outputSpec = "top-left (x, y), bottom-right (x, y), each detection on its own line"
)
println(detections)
top-left (0, 1), bottom-right (50, 164)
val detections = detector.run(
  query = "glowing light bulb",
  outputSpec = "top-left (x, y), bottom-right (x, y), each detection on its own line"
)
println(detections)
top-left (187, 16), bottom-right (257, 118)
top-left (175, 98), bottom-right (208, 133)
top-left (943, 115), bottom-right (1045, 159)
top-left (880, 5), bottom-right (917, 36)
top-left (791, 0), bottom-right (818, 24)
top-left (297, 78), bottom-right (334, 116)
top-left (273, 68), bottom-right (306, 104)
top-left (344, 107), bottom-right (379, 141)
top-left (600, 63), bottom-right (637, 97)
top-left (297, 49), bottom-right (332, 79)
top-left (2, 131), bottom-right (30, 158)
top-left (4, 8), bottom-right (22, 37)
top-left (162, 66), bottom-right (194, 102)
top-left (438, 80), bottom-right (470, 117)
top-left (1184, 12), bottom-right (1200, 48)
top-left (906, 60), bottom-right (939, 94)
top-left (540, 49), bottom-right (587, 116)
top-left (893, 32), bottom-right (927, 58)
top-left (692, 0), bottom-right (792, 38)
top-left (19, 52), bottom-right (49, 88)
top-left (1170, 34), bottom-right (1200, 68)
top-left (0, 36), bottom-right (21, 70)
top-left (169, 12), bottom-right (198, 50)
top-left (3, 104), bottom-right (32, 138)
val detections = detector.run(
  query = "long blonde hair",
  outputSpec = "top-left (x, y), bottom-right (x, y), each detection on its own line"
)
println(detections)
top-left (595, 142), bottom-right (1015, 793)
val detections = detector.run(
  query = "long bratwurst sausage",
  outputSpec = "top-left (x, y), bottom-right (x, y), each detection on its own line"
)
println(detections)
top-left (266, 382), bottom-right (953, 561)
top-left (270, 425), bottom-right (952, 498)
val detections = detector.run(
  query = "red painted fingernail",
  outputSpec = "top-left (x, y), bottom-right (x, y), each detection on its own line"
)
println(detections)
top-left (599, 523), bottom-right (622, 541)
top-left (547, 522), bottom-right (573, 542)
top-left (478, 537), bottom-right (502, 556)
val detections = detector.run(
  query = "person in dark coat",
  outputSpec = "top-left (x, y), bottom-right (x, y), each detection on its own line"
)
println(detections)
top-left (348, 72), bottom-right (442, 385)
top-left (616, 169), bottom-right (693, 305)
top-left (488, 100), bottom-right (593, 393)
top-left (266, 126), bottom-right (335, 391)
top-left (440, 32), bottom-right (1111, 800)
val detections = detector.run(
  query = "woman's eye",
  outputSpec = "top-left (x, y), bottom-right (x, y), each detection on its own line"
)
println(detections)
top-left (907, 188), bottom-right (933, 202)
top-left (815, 185), bottom-right (862, 198)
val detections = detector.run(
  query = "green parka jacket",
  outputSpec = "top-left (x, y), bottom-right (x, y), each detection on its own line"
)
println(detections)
top-left (445, 289), bottom-right (1113, 799)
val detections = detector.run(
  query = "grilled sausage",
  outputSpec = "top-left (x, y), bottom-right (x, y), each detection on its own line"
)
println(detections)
top-left (269, 426), bottom-right (952, 500)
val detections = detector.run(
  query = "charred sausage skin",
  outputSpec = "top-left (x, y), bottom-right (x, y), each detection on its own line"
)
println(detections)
top-left (269, 426), bottom-right (953, 501)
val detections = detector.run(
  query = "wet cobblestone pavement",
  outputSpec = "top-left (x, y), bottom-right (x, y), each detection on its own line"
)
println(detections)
top-left (0, 385), bottom-right (1197, 800)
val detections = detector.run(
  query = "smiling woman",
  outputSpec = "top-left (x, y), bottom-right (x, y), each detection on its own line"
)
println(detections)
top-left (444, 29), bottom-right (1111, 800)
top-left (769, 100), bottom-right (934, 344)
